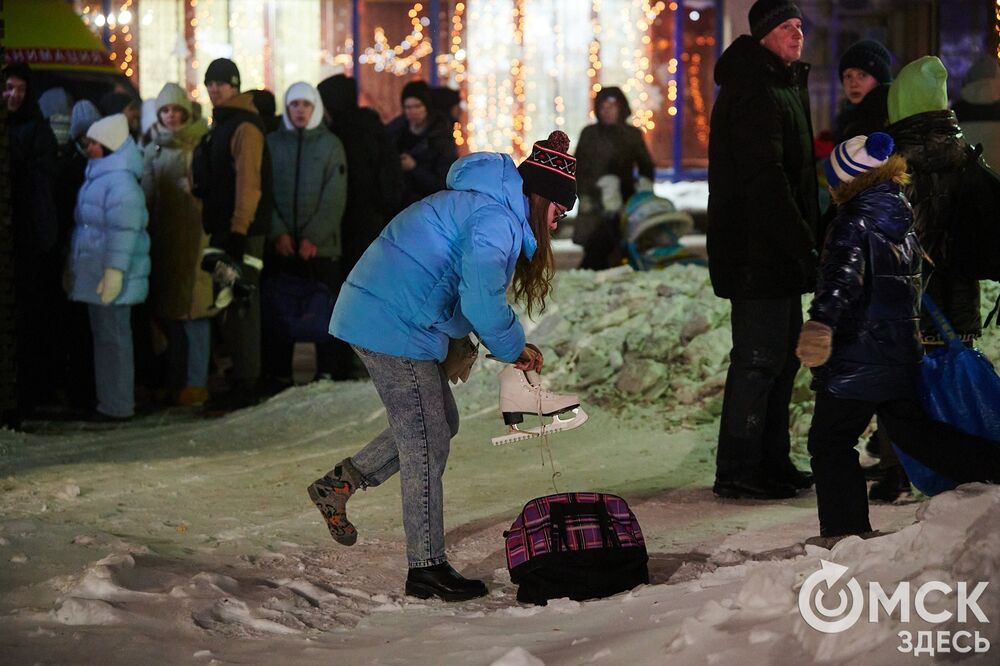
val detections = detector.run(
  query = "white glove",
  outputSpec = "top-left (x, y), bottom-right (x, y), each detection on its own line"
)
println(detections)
top-left (596, 174), bottom-right (623, 213)
top-left (96, 268), bottom-right (124, 304)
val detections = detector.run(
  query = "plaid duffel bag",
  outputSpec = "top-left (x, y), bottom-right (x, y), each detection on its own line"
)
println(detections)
top-left (504, 492), bottom-right (649, 605)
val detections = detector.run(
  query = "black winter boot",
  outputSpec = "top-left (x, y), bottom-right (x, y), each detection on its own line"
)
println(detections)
top-left (405, 562), bottom-right (488, 602)
top-left (868, 466), bottom-right (912, 503)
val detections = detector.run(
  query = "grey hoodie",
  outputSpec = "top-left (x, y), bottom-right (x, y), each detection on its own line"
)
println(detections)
top-left (39, 87), bottom-right (74, 145)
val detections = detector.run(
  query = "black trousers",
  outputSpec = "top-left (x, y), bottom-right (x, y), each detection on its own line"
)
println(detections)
top-left (808, 391), bottom-right (1000, 537)
top-left (261, 256), bottom-right (354, 381)
top-left (716, 297), bottom-right (802, 483)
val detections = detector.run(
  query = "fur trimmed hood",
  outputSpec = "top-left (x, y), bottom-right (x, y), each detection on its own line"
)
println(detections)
top-left (830, 153), bottom-right (909, 205)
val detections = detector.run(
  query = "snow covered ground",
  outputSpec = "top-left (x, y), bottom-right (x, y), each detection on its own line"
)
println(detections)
top-left (1, 266), bottom-right (998, 665)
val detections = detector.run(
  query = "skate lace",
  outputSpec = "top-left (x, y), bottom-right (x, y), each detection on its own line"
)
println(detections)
top-left (530, 379), bottom-right (561, 493)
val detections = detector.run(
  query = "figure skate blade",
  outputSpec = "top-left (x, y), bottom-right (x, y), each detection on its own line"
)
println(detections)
top-left (490, 407), bottom-right (588, 446)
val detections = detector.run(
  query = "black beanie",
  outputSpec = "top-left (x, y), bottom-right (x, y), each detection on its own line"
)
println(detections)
top-left (400, 80), bottom-right (431, 109)
top-left (748, 0), bottom-right (802, 41)
top-left (430, 86), bottom-right (461, 115)
top-left (839, 40), bottom-right (893, 85)
top-left (517, 130), bottom-right (577, 209)
top-left (204, 58), bottom-right (241, 89)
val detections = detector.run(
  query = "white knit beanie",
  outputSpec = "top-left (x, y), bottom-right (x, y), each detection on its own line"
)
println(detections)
top-left (86, 113), bottom-right (130, 152)
top-left (824, 132), bottom-right (895, 190)
top-left (282, 81), bottom-right (324, 130)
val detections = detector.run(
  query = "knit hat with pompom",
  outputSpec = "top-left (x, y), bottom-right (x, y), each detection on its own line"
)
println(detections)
top-left (517, 130), bottom-right (577, 208)
top-left (824, 131), bottom-right (895, 190)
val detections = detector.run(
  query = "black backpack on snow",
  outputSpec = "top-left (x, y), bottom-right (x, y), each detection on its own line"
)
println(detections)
top-left (504, 492), bottom-right (649, 606)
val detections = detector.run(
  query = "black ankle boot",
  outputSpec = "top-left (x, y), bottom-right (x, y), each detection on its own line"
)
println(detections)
top-left (405, 562), bottom-right (487, 602)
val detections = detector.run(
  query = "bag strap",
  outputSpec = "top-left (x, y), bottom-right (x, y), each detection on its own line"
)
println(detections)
top-left (984, 292), bottom-right (1000, 329)
top-left (921, 293), bottom-right (964, 350)
top-left (548, 501), bottom-right (620, 552)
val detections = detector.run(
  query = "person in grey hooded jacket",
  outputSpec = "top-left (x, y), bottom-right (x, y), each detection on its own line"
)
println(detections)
top-left (263, 81), bottom-right (348, 386)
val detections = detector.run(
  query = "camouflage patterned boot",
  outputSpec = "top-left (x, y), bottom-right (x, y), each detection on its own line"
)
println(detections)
top-left (307, 459), bottom-right (364, 546)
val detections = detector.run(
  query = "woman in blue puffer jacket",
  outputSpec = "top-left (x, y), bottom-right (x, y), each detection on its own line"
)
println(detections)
top-left (315, 131), bottom-right (577, 602)
top-left (796, 132), bottom-right (1000, 545)
top-left (67, 113), bottom-right (150, 420)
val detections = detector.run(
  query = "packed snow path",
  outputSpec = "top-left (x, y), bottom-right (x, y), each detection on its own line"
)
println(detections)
top-left (1, 267), bottom-right (997, 664)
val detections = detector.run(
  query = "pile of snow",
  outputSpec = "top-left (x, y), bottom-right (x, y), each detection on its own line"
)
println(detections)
top-left (473, 267), bottom-right (1000, 439)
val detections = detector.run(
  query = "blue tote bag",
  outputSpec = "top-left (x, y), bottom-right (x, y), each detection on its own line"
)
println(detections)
top-left (893, 294), bottom-right (1000, 495)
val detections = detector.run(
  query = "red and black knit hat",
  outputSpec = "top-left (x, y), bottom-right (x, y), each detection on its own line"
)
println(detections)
top-left (517, 130), bottom-right (577, 208)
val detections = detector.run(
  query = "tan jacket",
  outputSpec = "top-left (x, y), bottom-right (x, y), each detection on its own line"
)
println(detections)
top-left (221, 92), bottom-right (265, 236)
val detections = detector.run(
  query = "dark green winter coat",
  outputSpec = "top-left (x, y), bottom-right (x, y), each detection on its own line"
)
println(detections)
top-left (707, 35), bottom-right (820, 300)
top-left (267, 124), bottom-right (348, 259)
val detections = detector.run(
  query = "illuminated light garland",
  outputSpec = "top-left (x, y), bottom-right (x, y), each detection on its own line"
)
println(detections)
top-left (592, 0), bottom-right (665, 132)
top-left (996, 1), bottom-right (1000, 60)
top-left (465, 0), bottom-right (517, 154)
top-left (359, 2), bottom-right (432, 76)
top-left (588, 0), bottom-right (602, 105)
top-left (79, 0), bottom-right (138, 83)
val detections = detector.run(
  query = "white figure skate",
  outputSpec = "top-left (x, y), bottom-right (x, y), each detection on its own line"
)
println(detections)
top-left (491, 365), bottom-right (588, 446)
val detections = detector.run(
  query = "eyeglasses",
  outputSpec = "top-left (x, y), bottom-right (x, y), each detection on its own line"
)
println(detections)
top-left (553, 209), bottom-right (568, 222)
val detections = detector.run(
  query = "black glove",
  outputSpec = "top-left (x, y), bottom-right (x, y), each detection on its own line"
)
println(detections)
top-left (223, 232), bottom-right (247, 263)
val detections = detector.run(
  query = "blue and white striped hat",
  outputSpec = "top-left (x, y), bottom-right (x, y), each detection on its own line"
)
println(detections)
top-left (824, 132), bottom-right (895, 189)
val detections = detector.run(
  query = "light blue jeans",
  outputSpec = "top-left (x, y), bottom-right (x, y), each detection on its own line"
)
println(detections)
top-left (349, 345), bottom-right (459, 568)
top-left (167, 319), bottom-right (212, 388)
top-left (88, 304), bottom-right (134, 418)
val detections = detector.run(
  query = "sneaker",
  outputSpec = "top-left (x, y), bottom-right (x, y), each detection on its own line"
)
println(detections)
top-left (405, 562), bottom-right (488, 602)
top-left (176, 386), bottom-right (209, 407)
top-left (307, 460), bottom-right (362, 546)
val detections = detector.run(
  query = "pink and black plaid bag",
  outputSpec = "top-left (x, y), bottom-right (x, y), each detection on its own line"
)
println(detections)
top-left (504, 492), bottom-right (648, 605)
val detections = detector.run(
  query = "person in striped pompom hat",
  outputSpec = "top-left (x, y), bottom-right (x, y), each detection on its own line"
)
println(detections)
top-left (312, 131), bottom-right (576, 602)
top-left (797, 131), bottom-right (1000, 544)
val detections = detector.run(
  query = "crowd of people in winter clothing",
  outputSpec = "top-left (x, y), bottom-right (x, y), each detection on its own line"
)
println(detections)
top-left (5, 0), bottom-right (1000, 592)
top-left (707, 0), bottom-right (1000, 548)
top-left (3, 57), bottom-right (461, 424)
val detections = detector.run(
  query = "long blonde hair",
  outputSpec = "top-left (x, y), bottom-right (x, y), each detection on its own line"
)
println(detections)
top-left (510, 193), bottom-right (555, 317)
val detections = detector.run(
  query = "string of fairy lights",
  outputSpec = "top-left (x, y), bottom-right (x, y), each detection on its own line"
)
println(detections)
top-left (359, 2), bottom-right (433, 75)
top-left (79, 1), bottom-right (138, 79)
top-left (995, 0), bottom-right (1000, 60)
top-left (76, 0), bottom-right (717, 165)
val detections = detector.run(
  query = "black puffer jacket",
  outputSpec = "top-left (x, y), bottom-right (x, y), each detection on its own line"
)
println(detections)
top-left (318, 75), bottom-right (403, 271)
top-left (887, 110), bottom-right (981, 342)
top-left (809, 157), bottom-right (922, 402)
top-left (8, 88), bottom-right (58, 257)
top-left (707, 36), bottom-right (820, 299)
top-left (833, 84), bottom-right (890, 144)
top-left (385, 112), bottom-right (458, 210)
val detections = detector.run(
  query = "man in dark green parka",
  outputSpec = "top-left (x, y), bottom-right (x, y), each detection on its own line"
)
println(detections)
top-left (707, 0), bottom-right (820, 499)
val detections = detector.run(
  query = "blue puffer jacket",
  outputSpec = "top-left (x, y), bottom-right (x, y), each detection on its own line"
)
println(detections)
top-left (330, 152), bottom-right (536, 363)
top-left (69, 137), bottom-right (150, 305)
top-left (808, 157), bottom-right (923, 402)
